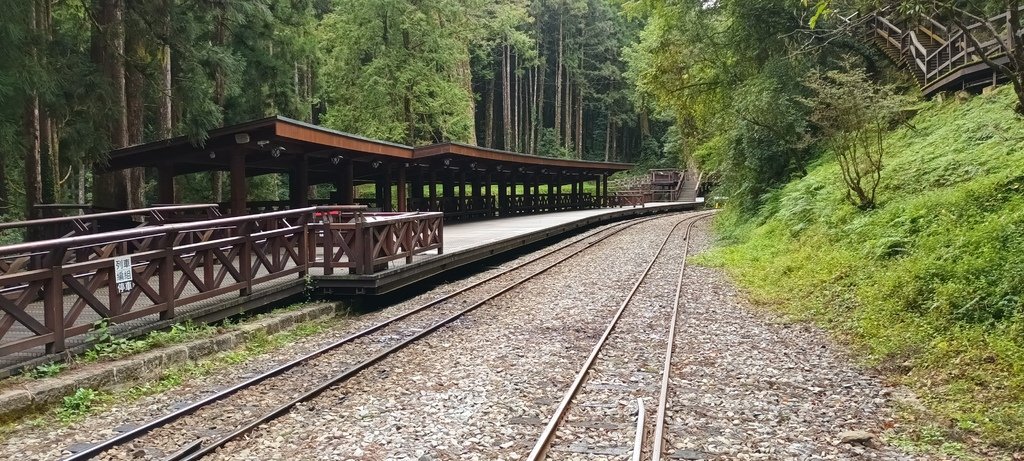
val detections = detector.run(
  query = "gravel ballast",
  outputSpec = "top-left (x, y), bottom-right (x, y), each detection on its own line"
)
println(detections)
top-left (0, 214), bottom-right (933, 460)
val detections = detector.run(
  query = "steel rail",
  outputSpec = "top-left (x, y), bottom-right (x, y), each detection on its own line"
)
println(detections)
top-left (171, 213), bottom-right (678, 461)
top-left (651, 213), bottom-right (714, 461)
top-left (60, 212), bottom-right (668, 461)
top-left (526, 210), bottom-right (716, 461)
top-left (631, 398), bottom-right (646, 461)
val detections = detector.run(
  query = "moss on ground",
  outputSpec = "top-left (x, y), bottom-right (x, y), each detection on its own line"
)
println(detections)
top-left (701, 86), bottom-right (1024, 453)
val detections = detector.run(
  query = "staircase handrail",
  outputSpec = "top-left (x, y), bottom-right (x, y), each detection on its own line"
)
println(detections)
top-left (869, 5), bottom-right (1024, 90)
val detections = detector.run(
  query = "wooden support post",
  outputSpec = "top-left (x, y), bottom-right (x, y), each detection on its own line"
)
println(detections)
top-left (485, 172), bottom-right (493, 217)
top-left (336, 160), bottom-right (354, 204)
top-left (594, 175), bottom-right (602, 207)
top-left (522, 175), bottom-right (531, 213)
top-left (158, 166), bottom-right (175, 204)
top-left (429, 169), bottom-right (438, 211)
top-left (472, 173), bottom-right (483, 214)
top-left (382, 165), bottom-right (393, 212)
top-left (549, 174), bottom-right (558, 211)
top-left (397, 165), bottom-right (407, 212)
top-left (230, 149), bottom-right (248, 216)
top-left (508, 173), bottom-right (517, 215)
top-left (459, 169), bottom-right (468, 215)
top-left (602, 174), bottom-right (609, 207)
top-left (290, 154), bottom-right (309, 209)
top-left (498, 175), bottom-right (507, 217)
top-left (443, 170), bottom-right (455, 212)
top-left (571, 180), bottom-right (578, 210)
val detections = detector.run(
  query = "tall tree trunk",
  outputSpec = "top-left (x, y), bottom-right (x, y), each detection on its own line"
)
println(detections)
top-left (126, 17), bottom-right (145, 208)
top-left (565, 77), bottom-right (572, 151)
top-left (512, 52), bottom-right (519, 152)
top-left (402, 30), bottom-right (416, 143)
top-left (38, 0), bottom-right (57, 207)
top-left (211, 5), bottom-right (227, 203)
top-left (502, 45), bottom-right (512, 150)
top-left (91, 0), bottom-right (130, 212)
top-left (553, 14), bottom-right (563, 147)
top-left (529, 66), bottom-right (537, 154)
top-left (537, 61), bottom-right (546, 154)
top-left (610, 119), bottom-right (617, 162)
top-left (23, 1), bottom-right (41, 217)
top-left (485, 77), bottom-right (495, 148)
top-left (639, 109), bottom-right (651, 139)
top-left (575, 85), bottom-right (583, 159)
top-left (0, 147), bottom-right (7, 211)
top-left (24, 95), bottom-right (42, 218)
top-left (604, 112), bottom-right (611, 162)
top-left (459, 46), bottom-right (476, 144)
top-left (158, 0), bottom-right (176, 202)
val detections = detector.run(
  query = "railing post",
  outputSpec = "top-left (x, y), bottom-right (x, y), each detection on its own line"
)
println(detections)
top-left (239, 222), bottom-right (253, 296)
top-left (361, 223), bottom-right (374, 275)
top-left (298, 214), bottom-right (309, 278)
top-left (321, 215), bottom-right (334, 276)
top-left (352, 218), bottom-right (366, 275)
top-left (159, 231), bottom-right (177, 321)
top-left (405, 220), bottom-right (415, 265)
top-left (437, 216), bottom-right (444, 255)
top-left (44, 248), bottom-right (67, 354)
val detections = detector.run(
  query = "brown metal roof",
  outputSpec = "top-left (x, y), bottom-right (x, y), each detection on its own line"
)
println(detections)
top-left (103, 116), bottom-right (633, 179)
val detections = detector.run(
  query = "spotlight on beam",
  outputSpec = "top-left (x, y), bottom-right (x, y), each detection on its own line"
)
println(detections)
top-left (271, 146), bottom-right (286, 158)
top-left (208, 151), bottom-right (216, 159)
top-left (331, 155), bottom-right (344, 165)
top-left (442, 158), bottom-right (451, 166)
top-left (372, 160), bottom-right (382, 169)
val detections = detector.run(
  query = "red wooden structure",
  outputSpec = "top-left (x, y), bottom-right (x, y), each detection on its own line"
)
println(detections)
top-left (103, 117), bottom-right (630, 219)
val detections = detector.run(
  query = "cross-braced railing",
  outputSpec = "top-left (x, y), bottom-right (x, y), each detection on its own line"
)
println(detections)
top-left (868, 7), bottom-right (1024, 95)
top-left (0, 207), bottom-right (444, 358)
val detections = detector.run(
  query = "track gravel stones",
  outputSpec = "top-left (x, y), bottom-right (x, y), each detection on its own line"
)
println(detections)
top-left (657, 219), bottom-right (920, 461)
top-left (209, 216), bottom-right (688, 460)
top-left (0, 214), bottom-right (935, 460)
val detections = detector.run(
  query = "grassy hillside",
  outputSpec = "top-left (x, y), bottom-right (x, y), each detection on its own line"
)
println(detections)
top-left (702, 86), bottom-right (1024, 453)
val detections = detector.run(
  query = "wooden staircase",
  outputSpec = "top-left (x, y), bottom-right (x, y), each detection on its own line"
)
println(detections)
top-left (865, 9), bottom-right (1019, 96)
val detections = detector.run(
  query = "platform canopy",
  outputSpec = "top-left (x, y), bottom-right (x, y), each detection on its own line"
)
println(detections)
top-left (103, 116), bottom-right (633, 215)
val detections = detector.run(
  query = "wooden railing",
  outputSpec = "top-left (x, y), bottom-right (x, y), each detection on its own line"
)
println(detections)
top-left (868, 8), bottom-right (1024, 94)
top-left (0, 204), bottom-right (223, 243)
top-left (0, 207), bottom-right (444, 357)
top-left (316, 210), bottom-right (443, 275)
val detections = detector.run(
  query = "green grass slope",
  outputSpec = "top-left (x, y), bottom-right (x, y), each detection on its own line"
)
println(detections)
top-left (703, 86), bottom-right (1024, 453)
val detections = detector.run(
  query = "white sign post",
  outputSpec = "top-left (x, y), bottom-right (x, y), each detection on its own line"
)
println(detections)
top-left (114, 256), bottom-right (134, 293)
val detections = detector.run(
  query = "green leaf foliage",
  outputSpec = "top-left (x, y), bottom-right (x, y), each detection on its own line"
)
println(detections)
top-left (704, 87), bottom-right (1024, 449)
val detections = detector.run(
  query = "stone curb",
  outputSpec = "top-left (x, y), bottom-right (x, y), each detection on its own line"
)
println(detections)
top-left (0, 302), bottom-right (339, 418)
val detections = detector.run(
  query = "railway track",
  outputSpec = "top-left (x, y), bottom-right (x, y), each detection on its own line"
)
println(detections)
top-left (60, 212), bottom-right (689, 461)
top-left (527, 211), bottom-right (714, 461)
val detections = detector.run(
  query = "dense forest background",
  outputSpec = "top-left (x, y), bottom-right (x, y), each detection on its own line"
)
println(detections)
top-left (0, 0), bottom-right (660, 219)
top-left (0, 0), bottom-right (884, 221)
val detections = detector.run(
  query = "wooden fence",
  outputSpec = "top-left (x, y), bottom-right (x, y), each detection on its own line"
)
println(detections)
top-left (0, 207), bottom-right (443, 358)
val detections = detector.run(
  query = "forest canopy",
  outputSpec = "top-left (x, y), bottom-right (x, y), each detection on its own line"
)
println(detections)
top-left (0, 0), bottom-right (896, 219)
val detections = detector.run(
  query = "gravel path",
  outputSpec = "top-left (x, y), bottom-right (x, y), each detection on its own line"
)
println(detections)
top-left (208, 215), bottom-right (689, 460)
top-left (658, 219), bottom-right (917, 461)
top-left (0, 214), bottom-right (931, 460)
top-left (543, 217), bottom-right (695, 460)
top-left (0, 218), bottom-right (637, 461)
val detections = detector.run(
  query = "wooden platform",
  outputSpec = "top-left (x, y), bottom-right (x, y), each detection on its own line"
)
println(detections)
top-left (0, 202), bottom-right (697, 376)
top-left (314, 202), bottom-right (698, 294)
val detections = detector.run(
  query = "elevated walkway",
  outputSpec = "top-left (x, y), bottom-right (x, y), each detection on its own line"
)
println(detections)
top-left (866, 8), bottom-right (1021, 96)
